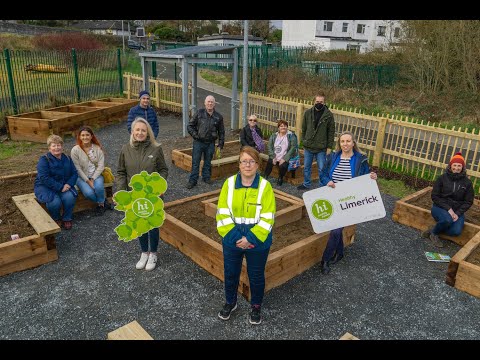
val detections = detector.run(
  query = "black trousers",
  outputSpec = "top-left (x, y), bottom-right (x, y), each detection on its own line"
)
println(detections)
top-left (264, 158), bottom-right (289, 179)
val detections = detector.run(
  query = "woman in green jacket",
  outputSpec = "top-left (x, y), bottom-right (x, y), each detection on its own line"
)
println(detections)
top-left (116, 117), bottom-right (168, 272)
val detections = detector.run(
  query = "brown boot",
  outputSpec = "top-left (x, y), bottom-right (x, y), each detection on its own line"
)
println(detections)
top-left (429, 233), bottom-right (444, 248)
top-left (421, 226), bottom-right (433, 239)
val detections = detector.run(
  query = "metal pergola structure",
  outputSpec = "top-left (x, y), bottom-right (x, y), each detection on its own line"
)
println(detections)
top-left (138, 46), bottom-right (239, 137)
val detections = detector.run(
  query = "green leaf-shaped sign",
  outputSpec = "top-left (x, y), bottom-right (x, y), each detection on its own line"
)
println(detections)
top-left (113, 171), bottom-right (168, 242)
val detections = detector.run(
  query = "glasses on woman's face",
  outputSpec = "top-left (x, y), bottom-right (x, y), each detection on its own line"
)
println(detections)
top-left (248, 119), bottom-right (257, 122)
top-left (240, 160), bottom-right (257, 166)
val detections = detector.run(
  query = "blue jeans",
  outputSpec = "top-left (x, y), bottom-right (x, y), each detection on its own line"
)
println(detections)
top-left (223, 245), bottom-right (270, 306)
top-left (189, 140), bottom-right (215, 184)
top-left (322, 228), bottom-right (344, 262)
top-left (46, 191), bottom-right (77, 222)
top-left (431, 205), bottom-right (465, 236)
top-left (76, 175), bottom-right (105, 204)
top-left (302, 149), bottom-right (326, 188)
top-left (139, 228), bottom-right (159, 253)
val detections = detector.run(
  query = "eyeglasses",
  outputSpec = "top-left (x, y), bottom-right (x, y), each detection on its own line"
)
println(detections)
top-left (239, 160), bottom-right (257, 166)
top-left (248, 119), bottom-right (257, 122)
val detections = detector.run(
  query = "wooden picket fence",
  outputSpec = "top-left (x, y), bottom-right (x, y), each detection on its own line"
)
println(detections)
top-left (122, 75), bottom-right (480, 194)
top-left (241, 92), bottom-right (480, 194)
top-left (123, 73), bottom-right (192, 113)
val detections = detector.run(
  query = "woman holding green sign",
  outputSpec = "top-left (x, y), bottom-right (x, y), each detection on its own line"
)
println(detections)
top-left (319, 131), bottom-right (377, 275)
top-left (116, 117), bottom-right (169, 272)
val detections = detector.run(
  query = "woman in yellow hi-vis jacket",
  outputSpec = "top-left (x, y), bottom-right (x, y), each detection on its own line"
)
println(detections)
top-left (216, 146), bottom-right (276, 325)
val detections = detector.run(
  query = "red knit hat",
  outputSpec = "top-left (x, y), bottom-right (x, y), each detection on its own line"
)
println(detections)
top-left (449, 152), bottom-right (465, 168)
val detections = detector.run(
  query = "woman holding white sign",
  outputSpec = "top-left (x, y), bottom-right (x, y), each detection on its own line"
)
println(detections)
top-left (116, 117), bottom-right (169, 272)
top-left (319, 131), bottom-right (377, 275)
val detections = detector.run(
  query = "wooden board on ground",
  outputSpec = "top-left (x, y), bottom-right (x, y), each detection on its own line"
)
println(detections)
top-left (339, 332), bottom-right (359, 340)
top-left (107, 321), bottom-right (153, 340)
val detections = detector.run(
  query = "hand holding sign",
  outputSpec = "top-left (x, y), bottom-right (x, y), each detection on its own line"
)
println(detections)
top-left (113, 171), bottom-right (168, 242)
top-left (302, 174), bottom-right (385, 234)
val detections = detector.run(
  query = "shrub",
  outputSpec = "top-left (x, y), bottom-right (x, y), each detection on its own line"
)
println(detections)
top-left (32, 32), bottom-right (105, 50)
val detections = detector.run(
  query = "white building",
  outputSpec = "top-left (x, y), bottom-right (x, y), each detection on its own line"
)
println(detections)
top-left (282, 20), bottom-right (401, 53)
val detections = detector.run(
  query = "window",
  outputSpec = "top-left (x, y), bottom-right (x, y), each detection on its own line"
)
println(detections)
top-left (394, 27), bottom-right (401, 38)
top-left (377, 26), bottom-right (386, 37)
top-left (342, 23), bottom-right (348, 32)
top-left (324, 21), bottom-right (333, 32)
top-left (347, 44), bottom-right (361, 53)
top-left (356, 24), bottom-right (365, 34)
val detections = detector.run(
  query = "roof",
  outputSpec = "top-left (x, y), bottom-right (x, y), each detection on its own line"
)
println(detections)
top-left (71, 21), bottom-right (135, 32)
top-left (197, 34), bottom-right (263, 42)
top-left (138, 45), bottom-right (238, 59)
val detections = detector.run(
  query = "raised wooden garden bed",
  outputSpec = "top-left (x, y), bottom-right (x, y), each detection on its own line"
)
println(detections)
top-left (162, 188), bottom-right (356, 300)
top-left (171, 139), bottom-right (319, 185)
top-left (0, 172), bottom-right (60, 277)
top-left (446, 231), bottom-right (480, 299)
top-left (6, 97), bottom-right (137, 143)
top-left (392, 187), bottom-right (480, 246)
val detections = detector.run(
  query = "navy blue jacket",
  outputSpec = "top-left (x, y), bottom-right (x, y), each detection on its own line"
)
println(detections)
top-left (34, 153), bottom-right (78, 203)
top-left (320, 150), bottom-right (370, 186)
top-left (126, 104), bottom-right (159, 138)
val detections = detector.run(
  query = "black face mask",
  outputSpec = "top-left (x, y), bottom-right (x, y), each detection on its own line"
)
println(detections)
top-left (315, 103), bottom-right (324, 110)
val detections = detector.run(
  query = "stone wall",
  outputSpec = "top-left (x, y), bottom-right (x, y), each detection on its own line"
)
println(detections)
top-left (0, 22), bottom-right (80, 36)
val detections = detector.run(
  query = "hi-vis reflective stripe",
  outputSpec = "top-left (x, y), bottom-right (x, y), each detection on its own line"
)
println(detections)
top-left (234, 217), bottom-right (257, 224)
top-left (217, 218), bottom-right (234, 227)
top-left (255, 179), bottom-right (267, 221)
top-left (261, 212), bottom-right (274, 219)
top-left (217, 208), bottom-right (231, 215)
top-left (258, 220), bottom-right (273, 232)
top-left (227, 176), bottom-right (235, 211)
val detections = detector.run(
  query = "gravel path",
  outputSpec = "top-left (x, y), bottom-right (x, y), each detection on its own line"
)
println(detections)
top-left (1, 113), bottom-right (480, 340)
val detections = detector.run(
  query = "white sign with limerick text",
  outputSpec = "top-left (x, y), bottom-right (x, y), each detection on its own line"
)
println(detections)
top-left (302, 174), bottom-right (386, 234)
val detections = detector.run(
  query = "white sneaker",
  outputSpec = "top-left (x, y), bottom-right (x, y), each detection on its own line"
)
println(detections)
top-left (136, 252), bottom-right (149, 270)
top-left (145, 253), bottom-right (158, 271)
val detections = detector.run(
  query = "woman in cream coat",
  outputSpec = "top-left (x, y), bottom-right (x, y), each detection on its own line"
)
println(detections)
top-left (71, 126), bottom-right (107, 215)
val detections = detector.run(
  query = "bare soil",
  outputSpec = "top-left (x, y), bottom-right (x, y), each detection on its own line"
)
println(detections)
top-left (166, 195), bottom-right (315, 253)
top-left (0, 175), bottom-right (37, 244)
top-left (466, 246), bottom-right (480, 266)
top-left (181, 139), bottom-right (269, 159)
top-left (407, 191), bottom-right (480, 226)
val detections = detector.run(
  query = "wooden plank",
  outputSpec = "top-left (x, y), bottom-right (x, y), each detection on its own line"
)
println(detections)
top-left (107, 321), bottom-right (153, 340)
top-left (161, 215), bottom-right (225, 281)
top-left (13, 193), bottom-right (60, 236)
top-left (0, 171), bottom-right (37, 181)
top-left (339, 332), bottom-right (359, 340)
top-left (455, 261), bottom-right (480, 298)
top-left (7, 118), bottom-right (51, 142)
top-left (446, 232), bottom-right (480, 286)
top-left (0, 235), bottom-right (46, 266)
top-left (164, 189), bottom-right (221, 209)
top-left (0, 248), bottom-right (58, 277)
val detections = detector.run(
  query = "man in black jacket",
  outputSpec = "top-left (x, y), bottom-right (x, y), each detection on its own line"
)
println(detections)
top-left (422, 152), bottom-right (474, 247)
top-left (186, 95), bottom-right (225, 189)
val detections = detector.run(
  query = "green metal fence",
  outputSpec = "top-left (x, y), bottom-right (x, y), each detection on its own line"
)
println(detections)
top-left (0, 48), bottom-right (125, 119)
top-left (196, 44), bottom-right (400, 93)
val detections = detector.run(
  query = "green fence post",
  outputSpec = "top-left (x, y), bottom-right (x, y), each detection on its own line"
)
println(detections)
top-left (71, 48), bottom-right (81, 102)
top-left (151, 43), bottom-right (157, 78)
top-left (4, 49), bottom-right (18, 115)
top-left (117, 48), bottom-right (124, 95)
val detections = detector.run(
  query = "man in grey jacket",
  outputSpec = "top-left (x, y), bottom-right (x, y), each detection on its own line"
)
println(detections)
top-left (297, 93), bottom-right (335, 190)
top-left (186, 95), bottom-right (225, 189)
